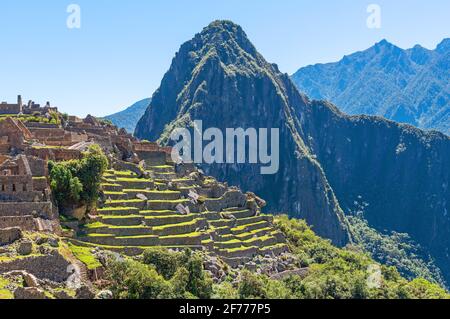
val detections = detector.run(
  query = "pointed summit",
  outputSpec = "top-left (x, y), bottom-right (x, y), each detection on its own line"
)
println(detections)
top-left (436, 38), bottom-right (450, 53)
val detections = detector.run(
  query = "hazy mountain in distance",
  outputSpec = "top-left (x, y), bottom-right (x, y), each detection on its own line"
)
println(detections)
top-left (292, 39), bottom-right (450, 135)
top-left (105, 98), bottom-right (151, 134)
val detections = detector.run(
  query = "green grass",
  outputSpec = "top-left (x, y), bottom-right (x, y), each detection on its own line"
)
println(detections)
top-left (67, 243), bottom-right (102, 270)
top-left (101, 183), bottom-right (121, 187)
top-left (97, 206), bottom-right (139, 212)
top-left (148, 199), bottom-right (189, 204)
top-left (107, 225), bottom-right (149, 229)
top-left (144, 214), bottom-right (194, 220)
top-left (115, 235), bottom-right (158, 240)
top-left (116, 177), bottom-right (150, 182)
top-left (108, 199), bottom-right (145, 204)
top-left (231, 221), bottom-right (268, 232)
top-left (83, 222), bottom-right (107, 229)
top-left (0, 277), bottom-right (13, 300)
top-left (223, 245), bottom-right (258, 253)
top-left (160, 232), bottom-right (203, 239)
top-left (86, 233), bottom-right (114, 238)
top-left (100, 214), bottom-right (142, 219)
top-left (140, 210), bottom-right (177, 214)
top-left (103, 191), bottom-right (126, 195)
top-left (123, 189), bottom-right (180, 194)
top-left (152, 218), bottom-right (200, 231)
top-left (235, 227), bottom-right (273, 239)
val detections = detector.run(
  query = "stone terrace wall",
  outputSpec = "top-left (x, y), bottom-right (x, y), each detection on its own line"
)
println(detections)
top-left (0, 202), bottom-right (53, 219)
top-left (0, 216), bottom-right (35, 230)
top-left (0, 251), bottom-right (71, 282)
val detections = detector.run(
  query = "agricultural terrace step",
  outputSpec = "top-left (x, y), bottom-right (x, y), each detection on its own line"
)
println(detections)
top-left (234, 227), bottom-right (274, 241)
top-left (83, 223), bottom-right (154, 236)
top-left (123, 189), bottom-right (181, 201)
top-left (114, 178), bottom-right (154, 189)
top-left (214, 235), bottom-right (278, 250)
top-left (139, 210), bottom-right (178, 217)
top-left (105, 199), bottom-right (147, 209)
top-left (152, 218), bottom-right (207, 236)
top-left (148, 165), bottom-right (176, 173)
top-left (101, 183), bottom-right (123, 192)
top-left (100, 215), bottom-right (145, 226)
top-left (67, 238), bottom-right (203, 257)
top-left (201, 212), bottom-right (222, 221)
top-left (234, 216), bottom-right (270, 227)
top-left (221, 209), bottom-right (255, 219)
top-left (103, 191), bottom-right (129, 200)
top-left (208, 219), bottom-right (235, 228)
top-left (97, 206), bottom-right (140, 216)
top-left (152, 172), bottom-right (178, 180)
top-left (147, 199), bottom-right (190, 211)
top-left (159, 232), bottom-right (205, 246)
top-left (231, 221), bottom-right (270, 235)
top-left (105, 170), bottom-right (139, 178)
top-left (81, 234), bottom-right (159, 246)
top-left (144, 214), bottom-right (196, 227)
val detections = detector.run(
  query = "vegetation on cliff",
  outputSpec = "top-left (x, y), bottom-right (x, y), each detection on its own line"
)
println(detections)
top-left (348, 215), bottom-right (446, 288)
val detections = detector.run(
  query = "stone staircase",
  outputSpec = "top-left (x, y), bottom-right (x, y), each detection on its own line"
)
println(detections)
top-left (74, 163), bottom-right (288, 267)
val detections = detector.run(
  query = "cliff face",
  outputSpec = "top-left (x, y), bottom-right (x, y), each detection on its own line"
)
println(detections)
top-left (292, 39), bottom-right (450, 134)
top-left (135, 21), bottom-right (450, 280)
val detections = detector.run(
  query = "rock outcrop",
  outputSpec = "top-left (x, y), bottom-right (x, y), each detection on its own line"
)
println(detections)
top-left (134, 20), bottom-right (450, 281)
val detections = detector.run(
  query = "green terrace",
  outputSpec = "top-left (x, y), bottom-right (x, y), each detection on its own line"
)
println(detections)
top-left (75, 166), bottom-right (288, 266)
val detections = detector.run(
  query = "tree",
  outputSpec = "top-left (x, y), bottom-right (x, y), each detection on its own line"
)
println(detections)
top-left (143, 248), bottom-right (181, 280)
top-left (49, 144), bottom-right (108, 210)
top-left (49, 161), bottom-right (83, 208)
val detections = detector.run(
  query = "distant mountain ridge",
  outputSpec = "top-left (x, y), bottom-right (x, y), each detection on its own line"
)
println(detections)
top-left (105, 98), bottom-right (150, 134)
top-left (292, 39), bottom-right (450, 134)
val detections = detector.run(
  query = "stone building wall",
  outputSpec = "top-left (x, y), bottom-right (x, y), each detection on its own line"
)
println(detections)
top-left (26, 147), bottom-right (82, 162)
top-left (0, 103), bottom-right (21, 115)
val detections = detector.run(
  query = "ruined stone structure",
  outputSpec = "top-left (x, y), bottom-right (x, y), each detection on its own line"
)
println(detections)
top-left (0, 155), bottom-right (53, 231)
top-left (0, 117), bottom-right (33, 153)
top-left (0, 95), bottom-right (58, 116)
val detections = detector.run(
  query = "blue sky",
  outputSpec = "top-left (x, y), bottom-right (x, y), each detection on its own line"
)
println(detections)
top-left (0, 0), bottom-right (449, 117)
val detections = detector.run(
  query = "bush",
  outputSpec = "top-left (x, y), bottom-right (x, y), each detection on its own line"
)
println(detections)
top-left (106, 260), bottom-right (172, 299)
top-left (143, 248), bottom-right (181, 280)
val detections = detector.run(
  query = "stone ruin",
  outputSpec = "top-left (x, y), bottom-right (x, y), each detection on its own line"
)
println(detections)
top-left (0, 97), bottom-right (295, 297)
top-left (0, 95), bottom-right (58, 116)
